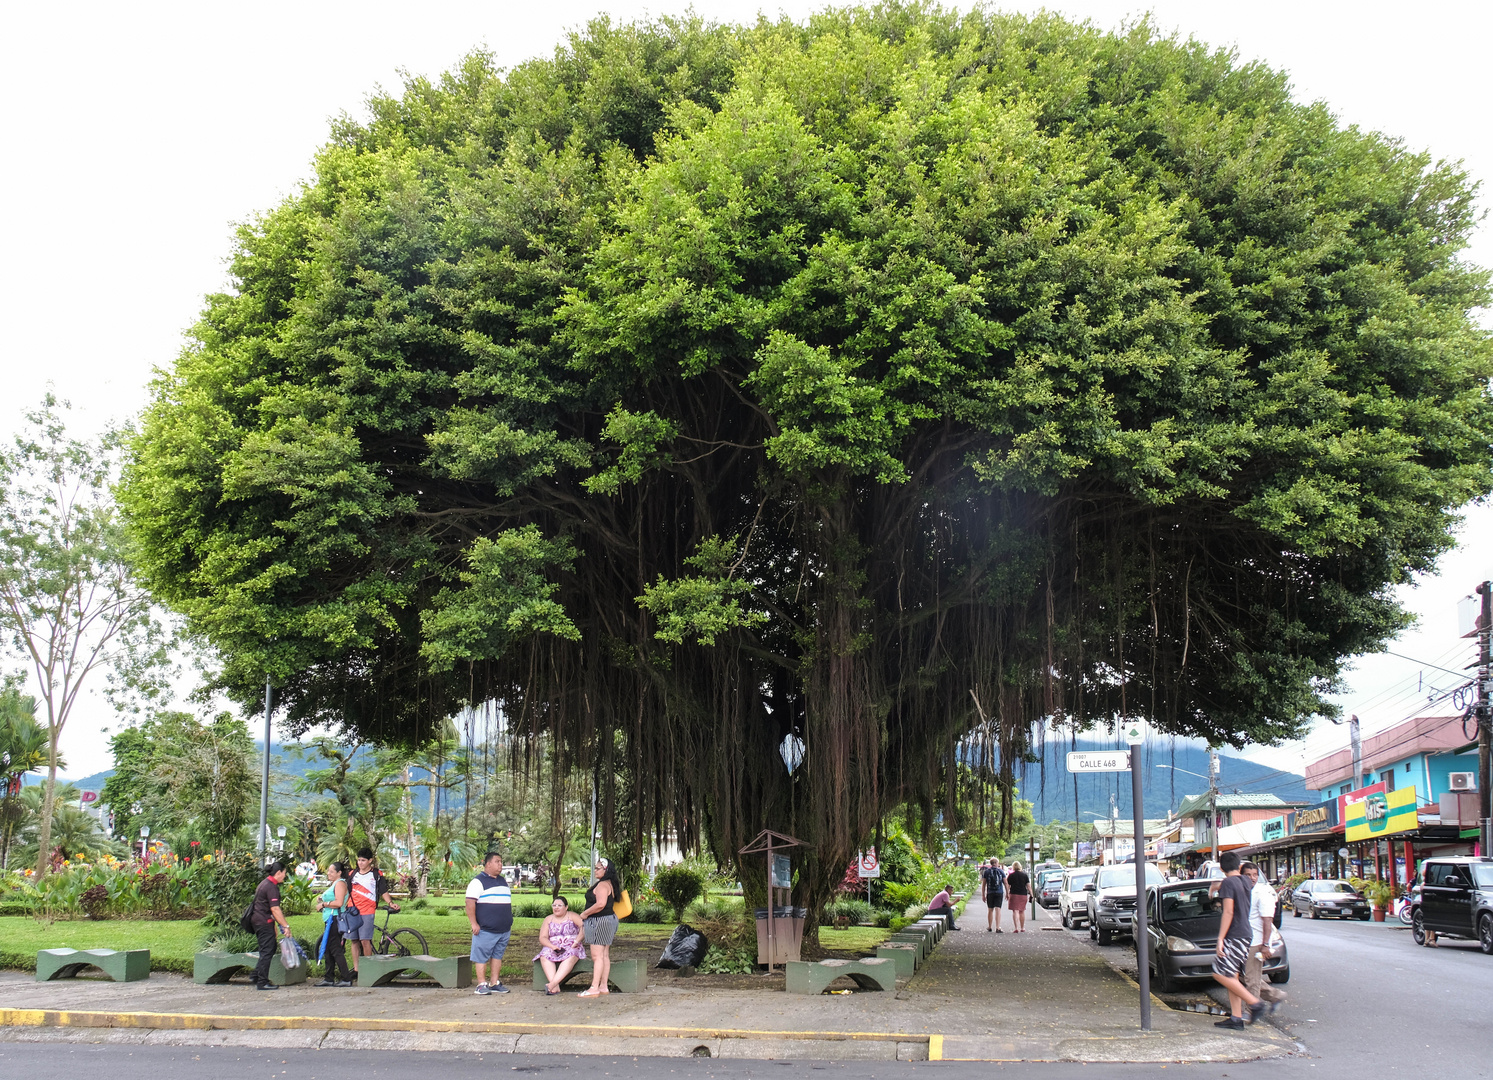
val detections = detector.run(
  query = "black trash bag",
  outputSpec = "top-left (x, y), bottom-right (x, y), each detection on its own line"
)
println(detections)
top-left (657, 923), bottom-right (710, 969)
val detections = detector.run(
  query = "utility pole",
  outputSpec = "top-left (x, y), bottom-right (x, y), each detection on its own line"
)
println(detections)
top-left (1477, 582), bottom-right (1491, 857)
top-left (256, 676), bottom-right (274, 859)
top-left (1349, 714), bottom-right (1363, 792)
top-left (1208, 748), bottom-right (1219, 866)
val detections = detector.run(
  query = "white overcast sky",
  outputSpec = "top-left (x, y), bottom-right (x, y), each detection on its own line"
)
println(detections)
top-left (2, 1), bottom-right (1489, 782)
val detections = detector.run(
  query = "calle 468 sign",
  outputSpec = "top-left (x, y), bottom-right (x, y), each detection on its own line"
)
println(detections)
top-left (1066, 750), bottom-right (1132, 773)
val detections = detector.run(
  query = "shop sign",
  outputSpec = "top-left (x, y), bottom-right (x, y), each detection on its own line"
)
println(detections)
top-left (1076, 841), bottom-right (1094, 861)
top-left (1345, 785), bottom-right (1418, 841)
top-left (1260, 816), bottom-right (1285, 843)
top-left (1290, 799), bottom-right (1338, 835)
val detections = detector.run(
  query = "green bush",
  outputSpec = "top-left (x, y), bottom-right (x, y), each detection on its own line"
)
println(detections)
top-left (280, 875), bottom-right (315, 916)
top-left (515, 899), bottom-right (552, 918)
top-left (824, 898), bottom-right (873, 924)
top-left (409, 896), bottom-right (429, 911)
top-left (698, 943), bottom-right (755, 974)
top-left (653, 865), bottom-right (706, 922)
top-left (881, 881), bottom-right (924, 911)
top-left (871, 908), bottom-right (894, 928)
top-left (431, 905), bottom-right (451, 916)
top-left (632, 899), bottom-right (668, 924)
top-left (889, 916), bottom-right (912, 932)
top-left (198, 851), bottom-right (265, 930)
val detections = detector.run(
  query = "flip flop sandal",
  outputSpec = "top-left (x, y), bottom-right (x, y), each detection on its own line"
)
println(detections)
top-left (578, 988), bottom-right (603, 997)
top-left (545, 988), bottom-right (559, 995)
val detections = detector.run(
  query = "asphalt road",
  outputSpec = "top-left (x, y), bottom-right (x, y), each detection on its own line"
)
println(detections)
top-left (3, 915), bottom-right (1487, 1079)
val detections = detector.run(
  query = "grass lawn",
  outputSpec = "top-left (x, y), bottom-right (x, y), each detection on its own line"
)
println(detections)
top-left (0, 913), bottom-right (886, 984)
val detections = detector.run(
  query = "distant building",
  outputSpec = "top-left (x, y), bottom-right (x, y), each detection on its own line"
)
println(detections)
top-left (1084, 819), bottom-right (1171, 865)
top-left (1237, 715), bottom-right (1479, 886)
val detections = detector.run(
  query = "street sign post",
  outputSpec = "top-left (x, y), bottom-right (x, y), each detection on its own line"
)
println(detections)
top-left (1130, 738), bottom-right (1151, 1031)
top-left (1123, 720), bottom-right (1146, 745)
top-left (1066, 750), bottom-right (1132, 773)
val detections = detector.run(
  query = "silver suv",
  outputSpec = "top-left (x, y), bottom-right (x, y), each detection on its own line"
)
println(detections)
top-left (1086, 862), bottom-right (1165, 945)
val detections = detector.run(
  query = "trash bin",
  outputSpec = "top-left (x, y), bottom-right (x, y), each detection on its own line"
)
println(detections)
top-left (754, 906), bottom-right (806, 964)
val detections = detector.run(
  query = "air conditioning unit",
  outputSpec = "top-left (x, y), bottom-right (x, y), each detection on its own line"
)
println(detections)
top-left (1448, 772), bottom-right (1476, 791)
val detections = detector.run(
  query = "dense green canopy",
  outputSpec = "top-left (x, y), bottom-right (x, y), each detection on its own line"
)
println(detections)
top-left (122, 5), bottom-right (1493, 916)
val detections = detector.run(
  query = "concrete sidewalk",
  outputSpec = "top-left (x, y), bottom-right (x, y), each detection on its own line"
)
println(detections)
top-left (0, 901), bottom-right (1295, 1063)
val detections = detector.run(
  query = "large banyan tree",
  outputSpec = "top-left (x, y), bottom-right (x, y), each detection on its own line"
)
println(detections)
top-left (122, 5), bottom-right (1493, 923)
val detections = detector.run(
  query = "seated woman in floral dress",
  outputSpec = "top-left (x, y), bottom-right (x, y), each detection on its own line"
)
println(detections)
top-left (533, 895), bottom-right (587, 994)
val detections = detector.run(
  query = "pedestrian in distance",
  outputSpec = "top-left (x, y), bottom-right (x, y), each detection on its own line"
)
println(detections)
top-left (466, 850), bottom-right (514, 995)
top-left (347, 847), bottom-right (399, 979)
top-left (534, 895), bottom-right (587, 994)
top-left (1241, 861), bottom-right (1286, 1010)
top-left (249, 860), bottom-right (292, 991)
top-left (1210, 851), bottom-right (1268, 1029)
top-left (578, 857), bottom-right (621, 997)
top-left (928, 882), bottom-right (958, 929)
top-left (981, 859), bottom-right (1007, 932)
top-left (314, 860), bottom-right (354, 987)
top-left (1006, 861), bottom-right (1031, 932)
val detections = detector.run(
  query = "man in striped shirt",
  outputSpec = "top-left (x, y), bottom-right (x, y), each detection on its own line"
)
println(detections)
top-left (466, 851), bottom-right (513, 995)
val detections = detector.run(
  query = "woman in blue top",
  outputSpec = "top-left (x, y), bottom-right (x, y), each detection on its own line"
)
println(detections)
top-left (314, 861), bottom-right (354, 986)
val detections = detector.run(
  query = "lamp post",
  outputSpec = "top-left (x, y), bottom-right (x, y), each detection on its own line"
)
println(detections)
top-left (139, 825), bottom-right (150, 864)
top-left (276, 825), bottom-right (287, 855)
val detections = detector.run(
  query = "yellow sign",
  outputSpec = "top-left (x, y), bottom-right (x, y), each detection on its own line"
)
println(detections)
top-left (1345, 786), bottom-right (1418, 841)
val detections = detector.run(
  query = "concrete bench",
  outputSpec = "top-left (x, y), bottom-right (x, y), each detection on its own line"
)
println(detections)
top-left (358, 954), bottom-right (471, 988)
top-left (531, 957), bottom-right (647, 993)
top-left (785, 957), bottom-right (896, 995)
top-left (193, 950), bottom-right (308, 986)
top-left (874, 944), bottom-right (920, 978)
top-left (916, 916), bottom-right (946, 940)
top-left (36, 948), bottom-right (150, 983)
top-left (886, 932), bottom-right (931, 961)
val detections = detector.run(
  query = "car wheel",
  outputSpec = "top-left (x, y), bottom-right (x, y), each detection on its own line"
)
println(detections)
top-left (1062, 911), bottom-right (1072, 929)
top-left (1310, 906), bottom-right (1320, 920)
top-left (1479, 914), bottom-right (1493, 956)
top-left (1358, 913), bottom-right (1370, 921)
top-left (1268, 967), bottom-right (1290, 985)
top-left (1292, 904), bottom-right (1302, 918)
top-left (1152, 961), bottom-right (1176, 993)
top-left (1090, 924), bottom-right (1097, 941)
top-left (1412, 908), bottom-right (1427, 946)
top-left (1097, 927), bottom-right (1113, 945)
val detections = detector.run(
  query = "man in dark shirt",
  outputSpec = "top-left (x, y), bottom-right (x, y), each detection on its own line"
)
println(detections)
top-left (251, 861), bottom-right (291, 990)
top-left (1210, 851), bottom-right (1266, 1028)
top-left (981, 860), bottom-right (1007, 932)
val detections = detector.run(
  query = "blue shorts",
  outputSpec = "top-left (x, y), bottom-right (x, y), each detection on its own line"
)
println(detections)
top-left (471, 929), bottom-right (511, 963)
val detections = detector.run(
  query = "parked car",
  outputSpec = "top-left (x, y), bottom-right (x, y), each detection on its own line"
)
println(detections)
top-left (1086, 862), bottom-right (1166, 944)
top-left (1059, 867), bottom-right (1097, 928)
top-left (1290, 879), bottom-right (1370, 920)
top-left (1036, 867), bottom-right (1066, 909)
top-left (1137, 881), bottom-right (1290, 992)
top-left (1411, 857), bottom-right (1493, 954)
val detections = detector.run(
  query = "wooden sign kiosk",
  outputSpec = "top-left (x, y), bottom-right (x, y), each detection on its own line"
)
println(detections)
top-left (738, 828), bottom-right (808, 972)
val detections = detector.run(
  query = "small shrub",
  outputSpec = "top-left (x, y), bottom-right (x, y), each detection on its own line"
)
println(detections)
top-left (889, 916), bottom-right (912, 932)
top-left (697, 943), bottom-right (755, 974)
top-left (881, 881), bottom-right (923, 911)
top-left (431, 905), bottom-right (451, 916)
top-left (653, 865), bottom-right (706, 922)
top-left (632, 900), bottom-right (668, 924)
top-left (80, 884), bottom-right (110, 920)
top-left (825, 898), bottom-right (873, 925)
top-left (515, 899), bottom-right (552, 919)
top-left (200, 929), bottom-right (260, 953)
top-left (903, 904), bottom-right (928, 921)
top-left (409, 897), bottom-right (429, 911)
top-left (871, 909), bottom-right (893, 928)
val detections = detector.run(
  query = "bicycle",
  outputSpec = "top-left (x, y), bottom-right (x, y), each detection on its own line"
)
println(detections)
top-left (370, 904), bottom-right (429, 967)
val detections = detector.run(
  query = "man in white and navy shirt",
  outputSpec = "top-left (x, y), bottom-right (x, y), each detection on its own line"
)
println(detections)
top-left (465, 850), bottom-right (513, 994)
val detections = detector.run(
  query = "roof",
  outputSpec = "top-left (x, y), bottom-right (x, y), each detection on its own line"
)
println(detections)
top-left (1088, 818), bottom-right (1170, 838)
top-left (1175, 792), bottom-right (1302, 819)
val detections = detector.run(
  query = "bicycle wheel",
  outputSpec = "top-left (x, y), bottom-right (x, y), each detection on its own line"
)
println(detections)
top-left (385, 927), bottom-right (429, 958)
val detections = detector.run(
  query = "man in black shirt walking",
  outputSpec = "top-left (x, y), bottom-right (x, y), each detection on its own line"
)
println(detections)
top-left (250, 861), bottom-right (292, 990)
top-left (1210, 851), bottom-right (1267, 1028)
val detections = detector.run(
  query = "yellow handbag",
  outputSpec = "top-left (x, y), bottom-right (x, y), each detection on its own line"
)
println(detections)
top-left (612, 888), bottom-right (633, 919)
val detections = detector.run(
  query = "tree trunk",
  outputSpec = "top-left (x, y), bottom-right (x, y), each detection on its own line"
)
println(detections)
top-left (34, 734), bottom-right (60, 878)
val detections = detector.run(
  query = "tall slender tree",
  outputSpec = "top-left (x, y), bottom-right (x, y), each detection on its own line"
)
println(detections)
top-left (1, 398), bottom-right (165, 876)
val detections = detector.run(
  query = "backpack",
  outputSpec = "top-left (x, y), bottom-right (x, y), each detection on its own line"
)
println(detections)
top-left (239, 901), bottom-right (256, 934)
top-left (985, 866), bottom-right (1006, 891)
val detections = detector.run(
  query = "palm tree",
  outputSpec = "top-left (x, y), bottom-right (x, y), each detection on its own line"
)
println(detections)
top-left (1, 690), bottom-right (49, 868)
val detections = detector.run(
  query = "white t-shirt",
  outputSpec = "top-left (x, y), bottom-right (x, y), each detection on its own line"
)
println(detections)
top-left (1248, 881), bottom-right (1283, 947)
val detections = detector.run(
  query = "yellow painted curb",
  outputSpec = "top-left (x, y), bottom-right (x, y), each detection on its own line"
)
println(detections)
top-left (927, 1034), bottom-right (944, 1060)
top-left (0, 1008), bottom-right (931, 1046)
